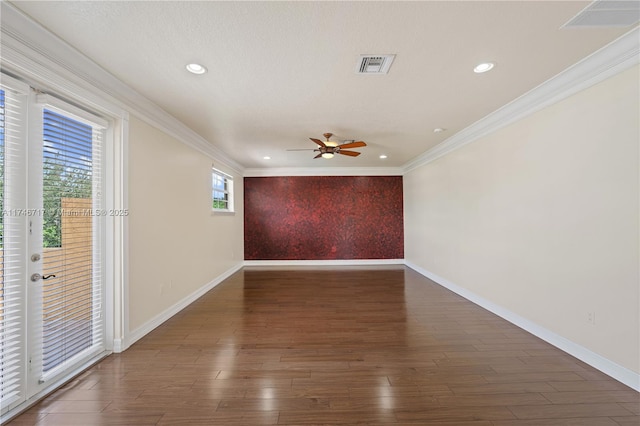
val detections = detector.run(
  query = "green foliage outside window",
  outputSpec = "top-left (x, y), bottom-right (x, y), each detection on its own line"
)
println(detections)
top-left (212, 199), bottom-right (228, 210)
top-left (42, 158), bottom-right (92, 248)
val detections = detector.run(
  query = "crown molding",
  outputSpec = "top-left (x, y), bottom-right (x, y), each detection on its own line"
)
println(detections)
top-left (3, 1), bottom-right (636, 178)
top-left (243, 166), bottom-right (404, 177)
top-left (0, 2), bottom-right (244, 175)
top-left (403, 26), bottom-right (640, 174)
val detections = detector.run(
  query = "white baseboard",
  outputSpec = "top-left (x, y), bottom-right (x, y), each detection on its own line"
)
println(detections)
top-left (404, 260), bottom-right (640, 392)
top-left (244, 259), bottom-right (405, 267)
top-left (124, 263), bottom-right (243, 349)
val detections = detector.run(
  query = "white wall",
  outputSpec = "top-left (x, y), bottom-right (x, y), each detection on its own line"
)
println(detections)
top-left (127, 116), bottom-right (244, 334)
top-left (404, 66), bottom-right (639, 378)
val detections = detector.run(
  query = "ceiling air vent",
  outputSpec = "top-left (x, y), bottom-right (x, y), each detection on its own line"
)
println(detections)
top-left (562, 0), bottom-right (640, 28)
top-left (356, 54), bottom-right (395, 74)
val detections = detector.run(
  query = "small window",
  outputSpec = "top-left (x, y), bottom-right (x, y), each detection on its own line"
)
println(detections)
top-left (212, 168), bottom-right (233, 212)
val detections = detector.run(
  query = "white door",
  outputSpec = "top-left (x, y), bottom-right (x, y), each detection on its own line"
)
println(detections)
top-left (1, 75), bottom-right (107, 414)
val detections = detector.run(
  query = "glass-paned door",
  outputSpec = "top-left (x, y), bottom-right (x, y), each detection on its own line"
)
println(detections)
top-left (38, 108), bottom-right (104, 378)
top-left (0, 79), bottom-right (107, 416)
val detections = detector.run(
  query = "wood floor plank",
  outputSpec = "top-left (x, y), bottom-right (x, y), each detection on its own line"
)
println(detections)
top-left (548, 380), bottom-right (636, 392)
top-left (449, 382), bottom-right (557, 395)
top-left (277, 409), bottom-right (397, 424)
top-left (217, 397), bottom-right (330, 411)
top-left (508, 403), bottom-right (634, 419)
top-left (493, 418), bottom-right (619, 426)
top-left (541, 390), bottom-right (640, 404)
top-left (25, 400), bottom-right (111, 415)
top-left (619, 402), bottom-right (640, 415)
top-left (483, 371), bottom-right (586, 384)
top-left (31, 413), bottom-right (162, 425)
top-left (438, 392), bottom-right (550, 407)
top-left (3, 413), bottom-right (47, 426)
top-left (610, 416), bottom-right (640, 425)
top-left (394, 405), bottom-right (517, 421)
top-left (6, 266), bottom-right (638, 425)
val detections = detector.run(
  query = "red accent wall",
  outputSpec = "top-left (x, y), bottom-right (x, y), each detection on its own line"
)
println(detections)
top-left (244, 176), bottom-right (404, 260)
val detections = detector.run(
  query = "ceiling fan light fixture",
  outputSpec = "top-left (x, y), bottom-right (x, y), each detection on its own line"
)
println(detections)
top-left (290, 132), bottom-right (366, 159)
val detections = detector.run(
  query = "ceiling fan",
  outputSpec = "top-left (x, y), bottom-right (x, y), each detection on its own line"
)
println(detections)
top-left (287, 133), bottom-right (367, 159)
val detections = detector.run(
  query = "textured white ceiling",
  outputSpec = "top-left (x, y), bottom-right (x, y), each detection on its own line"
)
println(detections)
top-left (10, 1), bottom-right (633, 169)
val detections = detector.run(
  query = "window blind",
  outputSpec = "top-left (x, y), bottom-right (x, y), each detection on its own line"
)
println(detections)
top-left (40, 108), bottom-right (104, 377)
top-left (0, 82), bottom-right (29, 410)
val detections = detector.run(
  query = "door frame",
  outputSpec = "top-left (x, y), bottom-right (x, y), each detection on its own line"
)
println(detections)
top-left (24, 95), bottom-right (111, 398)
top-left (0, 69), bottom-right (128, 425)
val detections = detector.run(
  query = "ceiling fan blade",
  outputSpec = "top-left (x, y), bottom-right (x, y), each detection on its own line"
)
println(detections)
top-left (310, 138), bottom-right (327, 148)
top-left (338, 150), bottom-right (361, 157)
top-left (339, 141), bottom-right (366, 149)
top-left (313, 153), bottom-right (323, 159)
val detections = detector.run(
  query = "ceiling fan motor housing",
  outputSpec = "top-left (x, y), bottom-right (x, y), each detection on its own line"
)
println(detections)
top-left (302, 133), bottom-right (366, 158)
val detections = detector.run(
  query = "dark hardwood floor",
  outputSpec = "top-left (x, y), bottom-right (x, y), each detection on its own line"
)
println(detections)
top-left (9, 266), bottom-right (639, 425)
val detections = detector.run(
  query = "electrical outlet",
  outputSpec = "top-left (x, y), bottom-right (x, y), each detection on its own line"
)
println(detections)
top-left (587, 312), bottom-right (596, 325)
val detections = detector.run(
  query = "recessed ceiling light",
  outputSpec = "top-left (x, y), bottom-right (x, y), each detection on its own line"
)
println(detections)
top-left (379, 154), bottom-right (387, 159)
top-left (473, 62), bottom-right (495, 73)
top-left (433, 128), bottom-right (446, 133)
top-left (186, 63), bottom-right (207, 74)
top-left (263, 156), bottom-right (271, 160)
